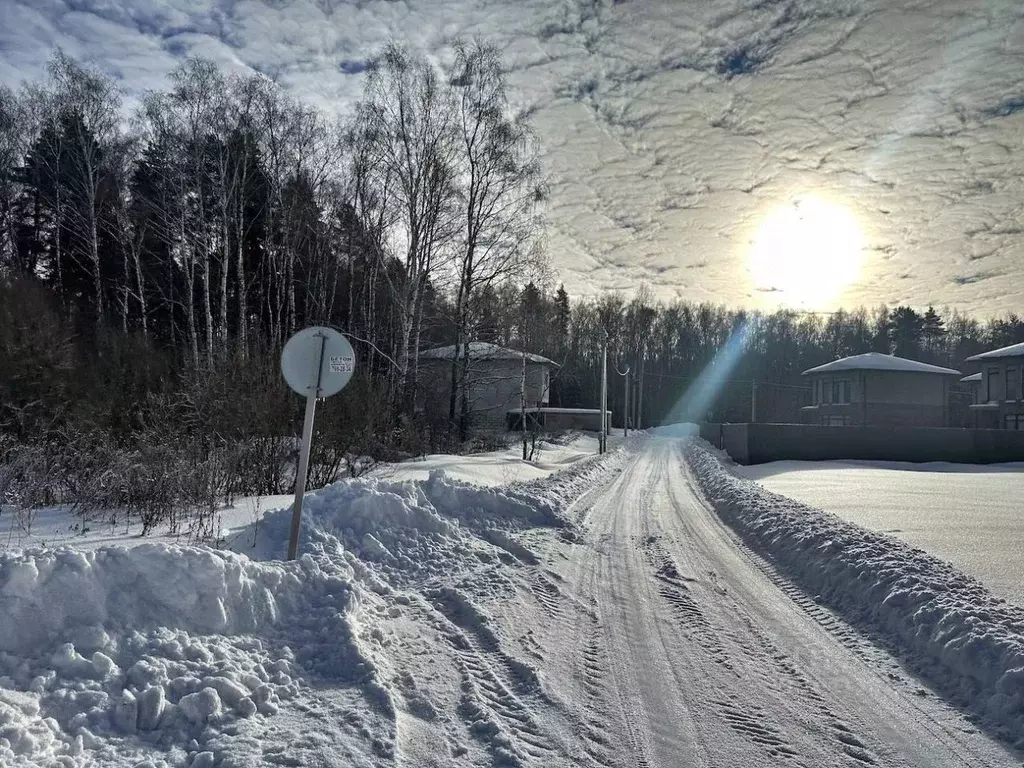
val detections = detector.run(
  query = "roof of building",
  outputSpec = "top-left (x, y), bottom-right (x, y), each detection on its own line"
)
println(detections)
top-left (419, 342), bottom-right (557, 366)
top-left (965, 342), bottom-right (1024, 362)
top-left (960, 372), bottom-right (983, 383)
top-left (801, 352), bottom-right (961, 377)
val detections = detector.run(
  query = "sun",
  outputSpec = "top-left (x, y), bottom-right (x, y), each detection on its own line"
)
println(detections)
top-left (748, 195), bottom-right (865, 308)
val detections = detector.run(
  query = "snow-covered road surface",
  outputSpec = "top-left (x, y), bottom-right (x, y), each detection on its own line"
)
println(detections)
top-left (512, 437), bottom-right (1020, 767)
top-left (734, 460), bottom-right (1024, 606)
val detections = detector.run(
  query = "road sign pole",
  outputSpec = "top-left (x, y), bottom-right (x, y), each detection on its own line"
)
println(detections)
top-left (281, 326), bottom-right (356, 560)
top-left (287, 332), bottom-right (327, 561)
top-left (288, 392), bottom-right (318, 560)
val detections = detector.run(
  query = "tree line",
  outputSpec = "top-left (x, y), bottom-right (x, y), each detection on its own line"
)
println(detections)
top-left (0, 41), bottom-right (544, 529)
top-left (475, 290), bottom-right (1024, 428)
top-left (0, 42), bottom-right (543, 414)
top-left (1, 44), bottom-right (1022, 532)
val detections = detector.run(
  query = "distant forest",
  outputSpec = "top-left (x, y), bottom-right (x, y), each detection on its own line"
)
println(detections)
top-left (1, 45), bottom-right (1022, 528)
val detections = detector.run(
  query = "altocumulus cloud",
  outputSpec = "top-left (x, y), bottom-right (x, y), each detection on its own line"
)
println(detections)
top-left (1, 0), bottom-right (1023, 314)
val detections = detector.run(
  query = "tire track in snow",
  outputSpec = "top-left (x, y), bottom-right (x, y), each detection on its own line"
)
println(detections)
top-left (453, 649), bottom-right (555, 766)
top-left (568, 458), bottom-right (663, 768)
top-left (713, 694), bottom-right (798, 757)
top-left (689, 467), bottom-right (922, 691)
top-left (683, 490), bottom-right (988, 765)
top-left (428, 587), bottom-right (543, 695)
top-left (523, 556), bottom-right (633, 767)
top-left (672, 455), bottom-right (897, 765)
top-left (639, 535), bottom-right (807, 761)
top-left (572, 617), bottom-right (620, 768)
top-left (680, 472), bottom-right (896, 672)
top-left (530, 569), bottom-right (567, 621)
top-left (640, 536), bottom-right (736, 673)
top-left (427, 591), bottom-right (557, 766)
top-left (585, 612), bottom-right (656, 768)
top-left (737, 612), bottom-right (881, 765)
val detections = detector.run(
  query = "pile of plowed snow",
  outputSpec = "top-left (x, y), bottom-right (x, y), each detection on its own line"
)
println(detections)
top-left (0, 456), bottom-right (598, 766)
top-left (239, 469), bottom-right (576, 583)
top-left (0, 544), bottom-right (372, 767)
top-left (686, 441), bottom-right (1024, 745)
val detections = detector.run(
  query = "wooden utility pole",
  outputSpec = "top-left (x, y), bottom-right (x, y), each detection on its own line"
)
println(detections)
top-left (615, 364), bottom-right (631, 437)
top-left (637, 352), bottom-right (645, 430)
top-left (599, 340), bottom-right (608, 454)
top-left (624, 372), bottom-right (629, 436)
top-left (633, 372), bottom-right (640, 432)
top-left (521, 349), bottom-right (528, 460)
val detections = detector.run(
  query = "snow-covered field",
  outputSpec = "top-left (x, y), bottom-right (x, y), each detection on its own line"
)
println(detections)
top-left (2, 432), bottom-right (1024, 767)
top-left (0, 496), bottom-right (295, 555)
top-left (734, 460), bottom-right (1024, 606)
top-left (374, 432), bottom-right (612, 486)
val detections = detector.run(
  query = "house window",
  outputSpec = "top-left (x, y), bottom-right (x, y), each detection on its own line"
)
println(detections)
top-left (823, 415), bottom-right (850, 426)
top-left (1005, 414), bottom-right (1023, 431)
top-left (1007, 366), bottom-right (1021, 401)
top-left (987, 367), bottom-right (1001, 402)
top-left (831, 379), bottom-right (850, 404)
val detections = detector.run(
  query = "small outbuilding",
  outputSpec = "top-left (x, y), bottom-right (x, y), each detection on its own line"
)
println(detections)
top-left (965, 342), bottom-right (1024, 430)
top-left (418, 342), bottom-right (557, 429)
top-left (801, 353), bottom-right (961, 428)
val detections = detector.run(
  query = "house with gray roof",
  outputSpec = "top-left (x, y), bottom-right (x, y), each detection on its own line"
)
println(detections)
top-left (418, 343), bottom-right (557, 429)
top-left (965, 342), bottom-right (1024, 430)
top-left (801, 353), bottom-right (961, 427)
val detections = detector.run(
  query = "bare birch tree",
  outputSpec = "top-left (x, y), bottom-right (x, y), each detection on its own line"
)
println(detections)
top-left (139, 89), bottom-right (199, 366)
top-left (447, 39), bottom-right (545, 438)
top-left (357, 42), bottom-right (460, 411)
top-left (0, 86), bottom-right (28, 269)
top-left (45, 52), bottom-right (122, 333)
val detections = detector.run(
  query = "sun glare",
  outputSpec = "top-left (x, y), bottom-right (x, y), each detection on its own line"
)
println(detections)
top-left (748, 195), bottom-right (864, 308)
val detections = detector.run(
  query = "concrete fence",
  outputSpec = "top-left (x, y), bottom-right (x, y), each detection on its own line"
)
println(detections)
top-left (700, 422), bottom-right (1024, 465)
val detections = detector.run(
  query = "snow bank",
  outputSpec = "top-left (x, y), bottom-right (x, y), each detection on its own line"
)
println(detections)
top-left (0, 446), bottom-right (608, 766)
top-left (0, 544), bottom-right (368, 766)
top-left (518, 448), bottom-right (622, 508)
top-left (241, 469), bottom-right (574, 583)
top-left (686, 442), bottom-right (1024, 744)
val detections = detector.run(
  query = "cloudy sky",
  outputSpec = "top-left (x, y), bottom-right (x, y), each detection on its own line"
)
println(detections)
top-left (2, 0), bottom-right (1023, 315)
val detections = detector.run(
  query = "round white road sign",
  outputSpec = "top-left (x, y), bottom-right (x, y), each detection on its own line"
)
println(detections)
top-left (281, 326), bottom-right (355, 398)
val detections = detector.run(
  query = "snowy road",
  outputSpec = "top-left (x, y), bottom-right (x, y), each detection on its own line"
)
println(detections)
top-left (513, 438), bottom-right (1020, 767)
